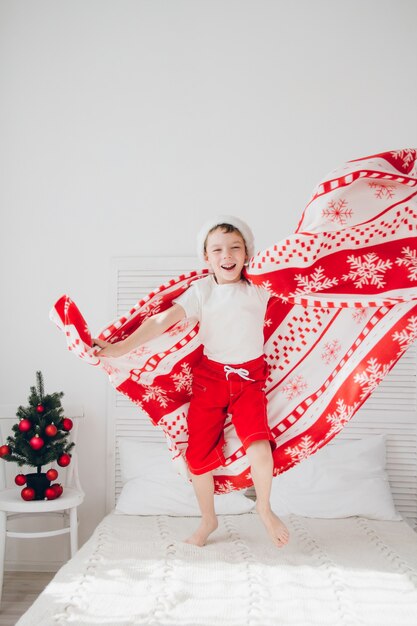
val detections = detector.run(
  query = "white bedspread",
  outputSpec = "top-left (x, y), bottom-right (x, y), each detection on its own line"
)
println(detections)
top-left (17, 512), bottom-right (417, 626)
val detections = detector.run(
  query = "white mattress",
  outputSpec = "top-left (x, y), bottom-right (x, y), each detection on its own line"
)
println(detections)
top-left (17, 512), bottom-right (417, 626)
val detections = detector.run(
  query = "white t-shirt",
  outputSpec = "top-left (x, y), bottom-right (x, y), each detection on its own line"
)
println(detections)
top-left (173, 275), bottom-right (270, 364)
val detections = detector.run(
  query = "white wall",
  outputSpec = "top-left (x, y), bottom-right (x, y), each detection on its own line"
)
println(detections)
top-left (1, 0), bottom-right (416, 569)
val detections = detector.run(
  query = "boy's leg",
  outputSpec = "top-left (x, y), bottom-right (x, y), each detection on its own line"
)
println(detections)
top-left (185, 471), bottom-right (218, 547)
top-left (245, 440), bottom-right (289, 548)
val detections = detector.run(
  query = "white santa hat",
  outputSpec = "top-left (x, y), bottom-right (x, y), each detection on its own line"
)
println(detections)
top-left (196, 215), bottom-right (255, 262)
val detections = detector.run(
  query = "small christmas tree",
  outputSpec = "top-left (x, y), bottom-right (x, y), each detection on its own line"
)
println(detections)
top-left (0, 371), bottom-right (75, 500)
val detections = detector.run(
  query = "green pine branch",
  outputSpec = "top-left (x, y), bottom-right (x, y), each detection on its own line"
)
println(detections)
top-left (36, 371), bottom-right (44, 400)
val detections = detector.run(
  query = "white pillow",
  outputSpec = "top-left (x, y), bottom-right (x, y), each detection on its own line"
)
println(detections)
top-left (270, 435), bottom-right (402, 521)
top-left (115, 439), bottom-right (255, 516)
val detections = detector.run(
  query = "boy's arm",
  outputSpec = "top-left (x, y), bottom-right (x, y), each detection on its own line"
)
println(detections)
top-left (93, 303), bottom-right (186, 358)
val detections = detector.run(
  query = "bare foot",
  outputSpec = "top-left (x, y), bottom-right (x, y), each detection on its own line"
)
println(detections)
top-left (256, 506), bottom-right (289, 548)
top-left (185, 517), bottom-right (218, 547)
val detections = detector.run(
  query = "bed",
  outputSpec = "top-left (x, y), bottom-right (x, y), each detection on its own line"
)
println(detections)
top-left (16, 432), bottom-right (417, 626)
top-left (15, 511), bottom-right (417, 626)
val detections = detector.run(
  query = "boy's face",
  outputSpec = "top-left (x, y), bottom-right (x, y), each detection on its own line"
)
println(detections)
top-left (204, 228), bottom-right (247, 284)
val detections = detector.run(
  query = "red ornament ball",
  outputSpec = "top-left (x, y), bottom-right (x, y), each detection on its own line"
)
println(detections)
top-left (29, 435), bottom-right (44, 450)
top-left (44, 487), bottom-right (57, 500)
top-left (57, 453), bottom-right (71, 467)
top-left (45, 424), bottom-right (58, 437)
top-left (52, 483), bottom-right (63, 498)
top-left (21, 487), bottom-right (35, 501)
top-left (62, 418), bottom-right (73, 431)
top-left (36, 405), bottom-right (45, 413)
top-left (46, 468), bottom-right (58, 481)
top-left (18, 419), bottom-right (32, 433)
top-left (0, 445), bottom-right (11, 457)
top-left (14, 474), bottom-right (26, 486)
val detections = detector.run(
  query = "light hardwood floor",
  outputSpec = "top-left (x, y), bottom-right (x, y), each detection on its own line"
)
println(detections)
top-left (0, 571), bottom-right (55, 625)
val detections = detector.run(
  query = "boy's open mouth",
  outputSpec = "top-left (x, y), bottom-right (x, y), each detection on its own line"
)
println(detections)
top-left (221, 264), bottom-right (236, 271)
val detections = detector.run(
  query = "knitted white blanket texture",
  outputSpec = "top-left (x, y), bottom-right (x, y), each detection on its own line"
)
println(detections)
top-left (18, 513), bottom-right (417, 626)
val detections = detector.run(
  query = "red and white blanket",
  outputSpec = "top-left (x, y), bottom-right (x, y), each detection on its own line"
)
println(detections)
top-left (50, 149), bottom-right (417, 493)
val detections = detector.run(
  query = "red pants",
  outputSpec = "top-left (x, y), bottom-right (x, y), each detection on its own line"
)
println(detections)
top-left (186, 354), bottom-right (275, 475)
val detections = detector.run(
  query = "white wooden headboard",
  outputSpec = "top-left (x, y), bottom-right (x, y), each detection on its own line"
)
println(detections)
top-left (105, 257), bottom-right (417, 528)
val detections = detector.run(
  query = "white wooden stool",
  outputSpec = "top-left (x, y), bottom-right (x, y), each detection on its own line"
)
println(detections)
top-left (0, 406), bottom-right (84, 604)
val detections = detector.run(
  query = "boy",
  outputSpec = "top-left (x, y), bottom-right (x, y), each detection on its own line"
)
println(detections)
top-left (94, 216), bottom-right (289, 548)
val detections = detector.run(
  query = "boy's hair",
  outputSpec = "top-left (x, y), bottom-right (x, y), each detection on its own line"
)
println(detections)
top-left (203, 223), bottom-right (247, 256)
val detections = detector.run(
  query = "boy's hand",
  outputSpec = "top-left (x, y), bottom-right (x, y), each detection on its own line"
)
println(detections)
top-left (92, 338), bottom-right (121, 357)
top-left (92, 338), bottom-right (111, 349)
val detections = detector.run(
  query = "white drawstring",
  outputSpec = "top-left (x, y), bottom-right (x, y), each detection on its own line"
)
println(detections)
top-left (223, 365), bottom-right (254, 381)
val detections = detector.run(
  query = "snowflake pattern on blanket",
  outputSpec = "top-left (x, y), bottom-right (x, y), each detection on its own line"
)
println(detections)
top-left (50, 149), bottom-right (417, 493)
